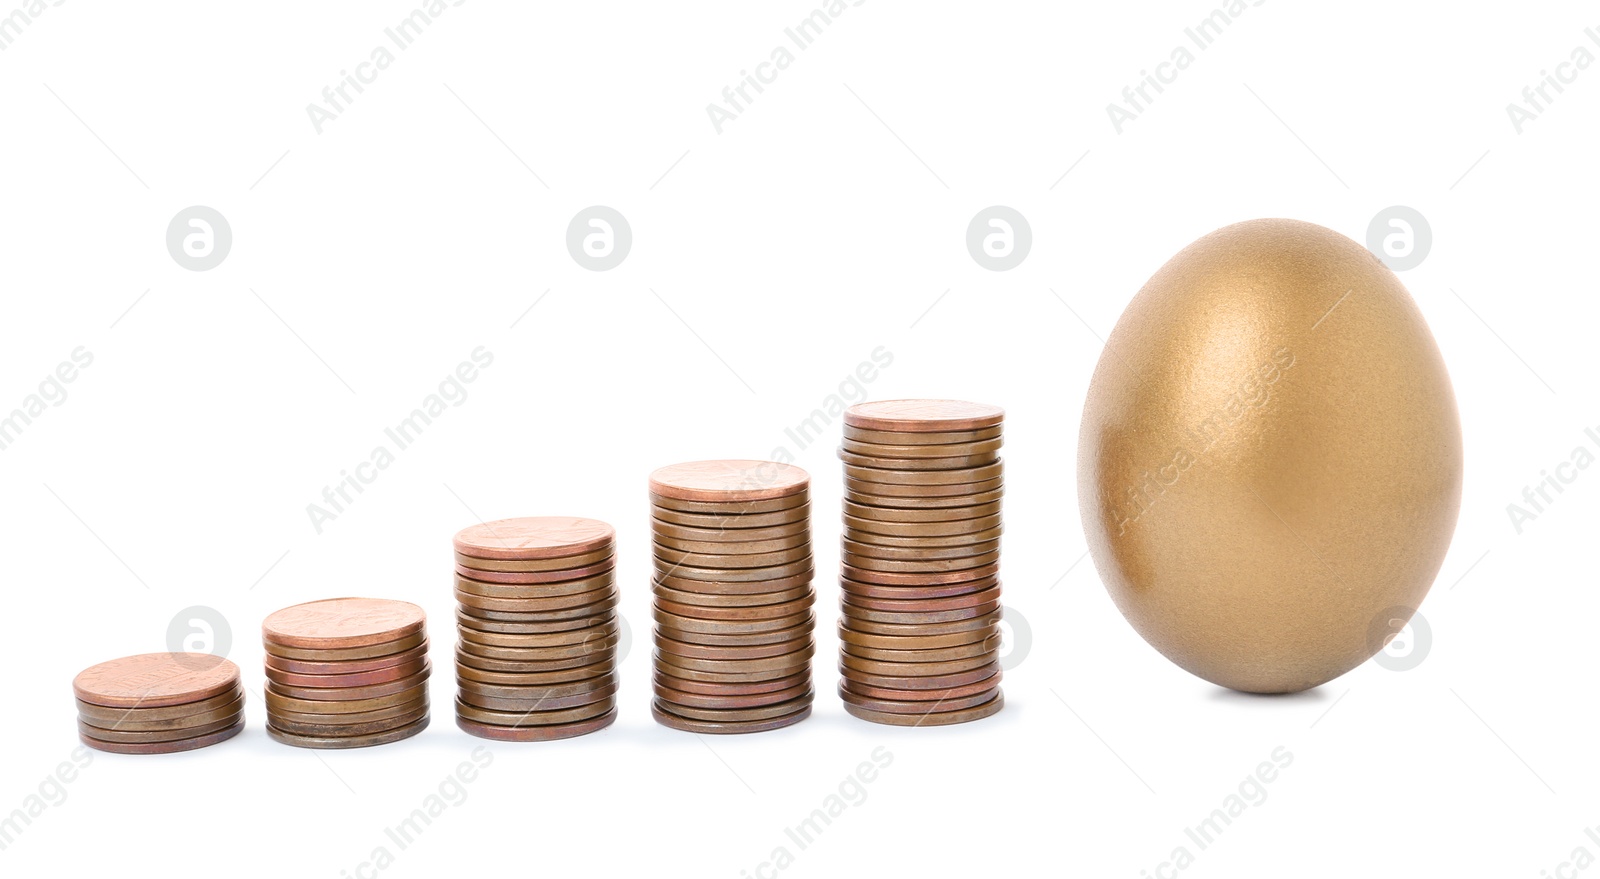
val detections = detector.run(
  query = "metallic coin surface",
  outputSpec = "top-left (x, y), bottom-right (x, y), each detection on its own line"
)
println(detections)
top-left (840, 563), bottom-right (1000, 587)
top-left (652, 503), bottom-right (810, 528)
top-left (456, 674), bottom-right (614, 701)
top-left (455, 708), bottom-right (617, 742)
top-left (453, 517), bottom-right (615, 561)
top-left (459, 681), bottom-right (617, 713)
top-left (839, 651), bottom-right (993, 677)
top-left (841, 599), bottom-right (1001, 625)
top-left (838, 683), bottom-right (999, 714)
top-left (654, 678), bottom-right (812, 710)
top-left (841, 637), bottom-right (998, 663)
top-left (77, 712), bottom-right (240, 744)
top-left (653, 608), bottom-right (813, 635)
top-left (457, 622), bottom-right (617, 648)
top-left (837, 449), bottom-right (1000, 470)
top-left (81, 696), bottom-right (244, 733)
top-left (456, 659), bottom-right (615, 686)
top-left (843, 400), bottom-right (1004, 433)
top-left (264, 683), bottom-right (428, 715)
top-left (845, 488), bottom-right (1006, 511)
top-left (843, 661), bottom-right (1002, 691)
top-left (455, 650), bottom-right (603, 674)
top-left (653, 543), bottom-right (812, 570)
top-left (454, 546), bottom-right (613, 573)
top-left (457, 609), bottom-right (614, 635)
top-left (843, 424), bottom-right (1002, 445)
top-left (844, 460), bottom-right (1003, 486)
top-left (267, 714), bottom-right (430, 749)
top-left (270, 696), bottom-right (427, 727)
top-left (652, 559), bottom-right (813, 583)
top-left (656, 618), bottom-right (813, 648)
top-left (652, 582), bottom-right (812, 609)
top-left (654, 669), bottom-right (808, 697)
top-left (457, 604), bottom-right (611, 627)
top-left (844, 475), bottom-right (1003, 499)
top-left (267, 665), bottom-right (431, 702)
top-left (453, 586), bottom-right (617, 614)
top-left (842, 537), bottom-right (1001, 562)
top-left (841, 672), bottom-right (1000, 702)
top-left (457, 635), bottom-right (617, 662)
top-left (846, 609), bottom-right (1002, 638)
top-left (73, 653), bottom-right (240, 709)
top-left (453, 562), bottom-right (615, 586)
top-left (80, 718), bottom-right (244, 754)
top-left (843, 513), bottom-right (1003, 539)
top-left (655, 633), bottom-right (811, 661)
top-left (75, 686), bottom-right (244, 724)
top-left (842, 551), bottom-right (1001, 575)
top-left (649, 460), bottom-right (809, 502)
top-left (651, 518), bottom-right (809, 543)
top-left (265, 631), bottom-right (426, 662)
top-left (845, 526), bottom-right (1004, 549)
top-left (651, 701), bottom-right (810, 734)
top-left (454, 570), bottom-right (614, 599)
top-left (655, 569), bottom-right (815, 596)
top-left (265, 643), bottom-right (428, 676)
top-left (263, 598), bottom-right (426, 649)
top-left (652, 531), bottom-right (810, 556)
top-left (844, 499), bottom-right (1002, 523)
top-left (268, 704), bottom-right (430, 738)
top-left (842, 691), bottom-right (1003, 726)
top-left (653, 594), bottom-right (813, 622)
top-left (654, 644), bottom-right (814, 675)
top-left (655, 691), bottom-right (813, 723)
top-left (266, 655), bottom-right (428, 689)
top-left (838, 623), bottom-right (997, 650)
top-left (454, 695), bottom-right (614, 727)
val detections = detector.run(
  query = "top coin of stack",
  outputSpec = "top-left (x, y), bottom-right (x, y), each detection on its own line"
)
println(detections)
top-left (649, 460), bottom-right (817, 734)
top-left (262, 598), bottom-right (432, 749)
top-left (837, 399), bottom-right (1006, 726)
top-left (73, 653), bottom-right (245, 754)
top-left (452, 517), bottom-right (621, 742)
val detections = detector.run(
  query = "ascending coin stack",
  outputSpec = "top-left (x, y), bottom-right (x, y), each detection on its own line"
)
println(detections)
top-left (452, 517), bottom-right (620, 741)
top-left (836, 399), bottom-right (1007, 726)
top-left (649, 460), bottom-right (816, 734)
top-left (263, 598), bottom-right (432, 748)
top-left (73, 653), bottom-right (245, 754)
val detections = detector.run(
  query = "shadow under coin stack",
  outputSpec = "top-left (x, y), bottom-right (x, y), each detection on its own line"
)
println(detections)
top-left (263, 598), bottom-right (431, 748)
top-left (837, 399), bottom-right (1007, 725)
top-left (453, 517), bottom-right (620, 741)
top-left (649, 460), bottom-right (816, 733)
top-left (73, 653), bottom-right (245, 754)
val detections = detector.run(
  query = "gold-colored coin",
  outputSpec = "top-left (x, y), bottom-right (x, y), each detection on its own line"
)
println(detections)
top-left (649, 491), bottom-right (806, 515)
top-left (652, 531), bottom-right (810, 555)
top-left (654, 607), bottom-right (814, 637)
top-left (843, 475), bottom-right (1003, 498)
top-left (841, 537), bottom-right (1000, 561)
top-left (653, 542), bottom-right (812, 570)
top-left (841, 550), bottom-right (1001, 574)
top-left (845, 486), bottom-right (1005, 510)
top-left (267, 715), bottom-right (430, 749)
top-left (840, 598), bottom-right (1001, 625)
top-left (453, 546), bottom-right (614, 573)
top-left (841, 691), bottom-right (1003, 726)
top-left (651, 504), bottom-right (810, 529)
top-left (454, 570), bottom-right (613, 599)
top-left (844, 460), bottom-right (1003, 486)
top-left (265, 631), bottom-right (426, 662)
top-left (842, 425), bottom-right (1001, 445)
top-left (843, 500), bottom-right (1001, 524)
top-left (651, 518), bottom-right (809, 543)
top-left (845, 526), bottom-right (1003, 549)
top-left (843, 513), bottom-right (1002, 539)
top-left (837, 449), bottom-right (999, 471)
top-left (839, 437), bottom-right (1004, 459)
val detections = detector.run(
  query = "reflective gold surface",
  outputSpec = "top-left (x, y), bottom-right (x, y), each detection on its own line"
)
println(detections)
top-left (1078, 219), bottom-right (1463, 693)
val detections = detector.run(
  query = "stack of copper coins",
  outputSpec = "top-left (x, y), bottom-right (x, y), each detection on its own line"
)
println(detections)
top-left (262, 598), bottom-right (431, 748)
top-left (452, 517), bottom-right (620, 741)
top-left (73, 653), bottom-right (245, 754)
top-left (649, 460), bottom-right (816, 734)
top-left (836, 400), bottom-right (1006, 725)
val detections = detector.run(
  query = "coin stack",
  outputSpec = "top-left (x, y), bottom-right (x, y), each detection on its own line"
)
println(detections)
top-left (263, 598), bottom-right (431, 748)
top-left (73, 653), bottom-right (245, 754)
top-left (453, 517), bottom-right (620, 741)
top-left (837, 400), bottom-right (1006, 725)
top-left (650, 460), bottom-right (816, 734)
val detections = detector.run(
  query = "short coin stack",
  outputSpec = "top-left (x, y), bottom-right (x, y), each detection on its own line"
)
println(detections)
top-left (837, 399), bottom-right (1006, 725)
top-left (453, 517), bottom-right (620, 741)
top-left (73, 653), bottom-right (245, 754)
top-left (263, 598), bottom-right (431, 748)
top-left (650, 460), bottom-right (816, 734)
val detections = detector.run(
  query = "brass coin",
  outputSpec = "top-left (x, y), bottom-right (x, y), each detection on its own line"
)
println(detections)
top-left (841, 636), bottom-right (999, 663)
top-left (842, 691), bottom-right (1003, 726)
top-left (652, 582), bottom-right (812, 609)
top-left (267, 714), bottom-right (430, 749)
top-left (655, 618), bottom-right (813, 648)
top-left (652, 531), bottom-right (810, 555)
top-left (453, 586), bottom-right (617, 614)
top-left (266, 655), bottom-right (428, 689)
top-left (843, 513), bottom-right (1003, 539)
top-left (457, 634), bottom-right (617, 662)
top-left (455, 649), bottom-right (604, 674)
top-left (75, 685), bottom-right (243, 724)
top-left (653, 657), bottom-right (812, 684)
top-left (844, 475), bottom-right (1003, 498)
top-left (654, 594), bottom-right (813, 622)
top-left (654, 643), bottom-right (814, 675)
top-left (651, 700), bottom-right (810, 734)
top-left (844, 499), bottom-right (1002, 523)
top-left (655, 633), bottom-right (812, 661)
top-left (454, 570), bottom-right (613, 598)
top-left (268, 665), bottom-right (431, 703)
top-left (844, 526), bottom-right (1004, 549)
top-left (73, 653), bottom-right (240, 709)
top-left (457, 621), bottom-right (617, 648)
top-left (845, 487), bottom-right (1006, 510)
top-left (266, 631), bottom-right (427, 662)
top-left (456, 674), bottom-right (614, 702)
top-left (840, 436), bottom-right (1004, 460)
top-left (453, 516), bottom-right (614, 561)
top-left (838, 682), bottom-right (999, 714)
top-left (842, 660), bottom-right (1001, 691)
top-left (457, 608), bottom-right (614, 635)
top-left (262, 598), bottom-right (426, 650)
top-left (651, 503), bottom-right (810, 529)
top-left (838, 624), bottom-right (997, 653)
top-left (456, 707), bottom-right (618, 741)
top-left (653, 543), bottom-right (812, 570)
top-left (270, 695), bottom-right (427, 727)
top-left (841, 671), bottom-right (1001, 702)
top-left (79, 695), bottom-right (244, 734)
top-left (844, 460), bottom-right (1003, 486)
top-left (652, 558), bottom-right (813, 583)
top-left (840, 563), bottom-right (1000, 588)
top-left (265, 643), bottom-right (428, 676)
top-left (268, 704), bottom-right (430, 738)
top-left (649, 460), bottom-right (809, 503)
top-left (842, 581), bottom-right (1001, 611)
top-left (654, 607), bottom-right (813, 635)
top-left (454, 546), bottom-right (613, 573)
top-left (837, 449), bottom-right (999, 470)
top-left (651, 517), bottom-right (809, 543)
top-left (454, 561), bottom-right (615, 586)
top-left (841, 551), bottom-right (1001, 575)
top-left (839, 651), bottom-right (993, 677)
top-left (655, 691), bottom-right (813, 723)
top-left (265, 682), bottom-right (428, 715)
top-left (842, 537), bottom-right (1001, 561)
top-left (656, 569), bottom-right (814, 596)
top-left (78, 713), bottom-right (239, 744)
top-left (457, 604), bottom-right (612, 627)
top-left (80, 719), bottom-right (244, 755)
top-left (846, 609), bottom-right (1002, 638)
top-left (654, 677), bottom-right (812, 711)
top-left (459, 681), bottom-right (617, 713)
top-left (454, 695), bottom-right (614, 727)
top-left (455, 659), bottom-right (614, 686)
top-left (843, 424), bottom-right (1002, 445)
top-left (841, 598), bottom-right (1001, 625)
top-left (843, 399), bottom-right (1004, 433)
top-left (653, 669), bottom-right (809, 697)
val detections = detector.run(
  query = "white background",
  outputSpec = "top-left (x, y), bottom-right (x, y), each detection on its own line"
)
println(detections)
top-left (1, 1), bottom-right (1596, 876)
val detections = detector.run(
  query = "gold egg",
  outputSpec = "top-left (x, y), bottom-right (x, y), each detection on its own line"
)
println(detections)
top-left (1078, 218), bottom-right (1463, 693)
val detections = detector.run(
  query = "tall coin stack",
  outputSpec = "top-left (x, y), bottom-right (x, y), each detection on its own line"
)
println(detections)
top-left (263, 598), bottom-right (432, 748)
top-left (837, 400), bottom-right (1006, 725)
top-left (453, 517), bottom-right (620, 741)
top-left (74, 653), bottom-right (245, 754)
top-left (649, 460), bottom-right (816, 734)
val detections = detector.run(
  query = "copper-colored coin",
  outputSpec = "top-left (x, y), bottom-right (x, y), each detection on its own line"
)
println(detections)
top-left (457, 621), bottom-right (617, 648)
top-left (842, 598), bottom-right (1000, 625)
top-left (842, 551), bottom-right (1001, 576)
top-left (455, 649), bottom-right (603, 674)
top-left (655, 632), bottom-right (812, 661)
top-left (73, 653), bottom-right (240, 709)
top-left (267, 714), bottom-right (430, 749)
top-left (654, 594), bottom-right (813, 622)
top-left (842, 581), bottom-right (1001, 611)
top-left (265, 631), bottom-right (426, 661)
top-left (655, 691), bottom-right (813, 723)
top-left (652, 582), bottom-right (812, 609)
top-left (654, 677), bottom-right (812, 710)
top-left (456, 610), bottom-right (613, 637)
top-left (652, 531), bottom-right (810, 555)
top-left (841, 671), bottom-right (1001, 702)
top-left (652, 558), bottom-right (813, 583)
top-left (839, 651), bottom-right (993, 677)
top-left (840, 563), bottom-right (1000, 588)
top-left (843, 424), bottom-right (1002, 445)
top-left (840, 575), bottom-right (996, 602)
top-left (265, 682), bottom-right (428, 715)
top-left (454, 546), bottom-right (613, 573)
top-left (652, 700), bottom-right (810, 734)
top-left (268, 703), bottom-right (430, 738)
top-left (838, 449), bottom-right (999, 471)
top-left (649, 460), bottom-right (809, 502)
top-left (652, 517), bottom-right (809, 543)
top-left (263, 598), bottom-right (426, 650)
top-left (457, 605), bottom-right (612, 629)
top-left (456, 659), bottom-right (614, 686)
top-left (844, 460), bottom-right (1004, 486)
top-left (846, 608), bottom-right (1002, 638)
top-left (654, 543), bottom-right (812, 570)
top-left (266, 654), bottom-right (428, 689)
top-left (75, 685), bottom-right (243, 724)
top-left (453, 586), bottom-right (617, 614)
top-left (841, 436), bottom-right (1004, 459)
top-left (844, 475), bottom-right (1003, 499)
top-left (270, 695), bottom-right (427, 727)
top-left (845, 487), bottom-right (1006, 511)
top-left (654, 643), bottom-right (814, 675)
top-left (456, 674), bottom-right (614, 702)
top-left (838, 683), bottom-right (998, 714)
top-left (837, 622), bottom-right (998, 650)
top-left (655, 657), bottom-right (812, 684)
top-left (652, 503), bottom-right (810, 530)
top-left (78, 713), bottom-right (240, 744)
top-left (454, 570), bottom-right (613, 599)
top-left (844, 399), bottom-right (1004, 432)
top-left (265, 642), bottom-right (428, 676)
top-left (460, 680), bottom-right (617, 713)
top-left (841, 636), bottom-right (999, 663)
top-left (844, 499), bottom-right (1002, 524)
top-left (845, 526), bottom-right (1004, 549)
top-left (453, 516), bottom-right (615, 561)
top-left (843, 513), bottom-right (1002, 539)
top-left (843, 691), bottom-right (1003, 726)
top-left (653, 668), bottom-right (808, 697)
top-left (457, 634), bottom-right (617, 663)
top-left (80, 719), bottom-right (244, 755)
top-left (654, 607), bottom-right (813, 636)
top-left (79, 694), bottom-right (244, 734)
top-left (454, 561), bottom-right (614, 586)
top-left (655, 569), bottom-right (815, 596)
top-left (268, 664), bottom-right (431, 702)
top-left (454, 695), bottom-right (613, 727)
top-left (657, 618), bottom-right (813, 648)
top-left (843, 537), bottom-right (1001, 561)
top-left (843, 660), bottom-right (1001, 691)
top-left (456, 707), bottom-right (617, 742)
